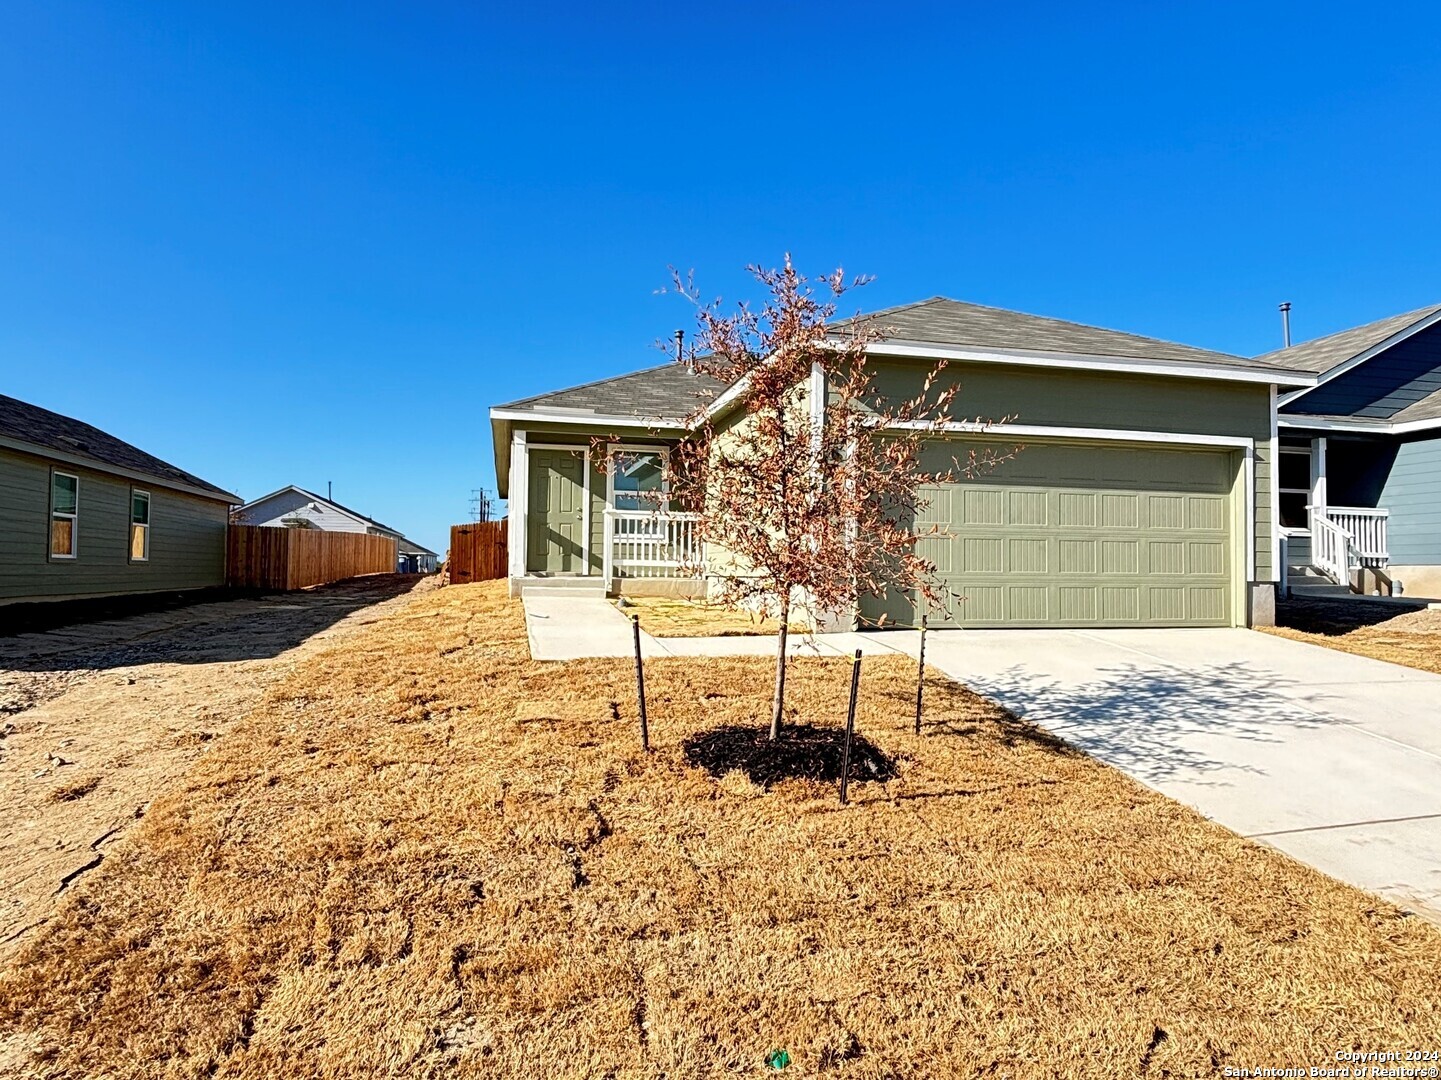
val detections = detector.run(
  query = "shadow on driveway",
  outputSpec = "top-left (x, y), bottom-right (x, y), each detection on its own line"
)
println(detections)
top-left (962, 658), bottom-right (1338, 787)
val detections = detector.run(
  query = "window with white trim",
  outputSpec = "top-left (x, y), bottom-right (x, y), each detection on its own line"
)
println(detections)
top-left (611, 450), bottom-right (668, 511)
top-left (50, 471), bottom-right (78, 558)
top-left (130, 489), bottom-right (150, 562)
top-left (1278, 445), bottom-right (1312, 530)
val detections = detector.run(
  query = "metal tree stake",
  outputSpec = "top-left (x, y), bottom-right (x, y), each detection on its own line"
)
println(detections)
top-left (631, 615), bottom-right (649, 752)
top-left (914, 612), bottom-right (927, 736)
top-left (839, 648), bottom-right (862, 805)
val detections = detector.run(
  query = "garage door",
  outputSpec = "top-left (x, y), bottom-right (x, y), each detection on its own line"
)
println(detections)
top-left (860, 439), bottom-right (1238, 629)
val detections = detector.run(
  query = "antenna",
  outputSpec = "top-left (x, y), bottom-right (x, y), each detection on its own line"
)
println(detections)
top-left (1279, 302), bottom-right (1292, 348)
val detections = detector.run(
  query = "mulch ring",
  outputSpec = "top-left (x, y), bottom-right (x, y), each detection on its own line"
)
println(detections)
top-left (682, 723), bottom-right (899, 789)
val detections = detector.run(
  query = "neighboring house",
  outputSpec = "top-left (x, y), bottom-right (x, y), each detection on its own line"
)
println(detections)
top-left (233, 486), bottom-right (435, 573)
top-left (1256, 305), bottom-right (1441, 599)
top-left (490, 297), bottom-right (1317, 629)
top-left (0, 394), bottom-right (238, 605)
top-left (397, 539), bottom-right (439, 575)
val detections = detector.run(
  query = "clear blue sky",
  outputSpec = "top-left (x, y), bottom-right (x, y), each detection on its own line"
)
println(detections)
top-left (3, 3), bottom-right (1439, 553)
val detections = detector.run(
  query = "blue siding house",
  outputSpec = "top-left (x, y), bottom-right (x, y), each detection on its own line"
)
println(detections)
top-left (1258, 305), bottom-right (1441, 599)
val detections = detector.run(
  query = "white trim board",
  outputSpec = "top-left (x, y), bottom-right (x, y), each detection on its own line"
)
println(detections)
top-left (489, 407), bottom-right (687, 430)
top-left (882, 420), bottom-right (1254, 449)
top-left (1277, 307), bottom-right (1441, 408)
top-left (1279, 414), bottom-right (1441, 436)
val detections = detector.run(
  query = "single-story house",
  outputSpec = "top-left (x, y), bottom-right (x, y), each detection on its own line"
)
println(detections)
top-left (0, 394), bottom-right (238, 605)
top-left (233, 485), bottom-right (436, 573)
top-left (490, 297), bottom-right (1318, 629)
top-left (1255, 305), bottom-right (1441, 599)
top-left (397, 539), bottom-right (440, 575)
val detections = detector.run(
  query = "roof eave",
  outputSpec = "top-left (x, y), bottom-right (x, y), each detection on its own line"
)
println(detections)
top-left (0, 434), bottom-right (240, 504)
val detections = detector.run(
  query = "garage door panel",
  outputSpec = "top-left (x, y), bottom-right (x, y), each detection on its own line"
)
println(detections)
top-left (862, 440), bottom-right (1237, 629)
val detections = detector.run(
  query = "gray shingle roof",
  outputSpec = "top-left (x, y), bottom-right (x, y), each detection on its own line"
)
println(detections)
top-left (494, 298), bottom-right (1306, 422)
top-left (839, 296), bottom-right (1278, 372)
top-left (1391, 385), bottom-right (1441, 425)
top-left (397, 536), bottom-right (438, 557)
top-left (0, 393), bottom-right (236, 501)
top-left (1254, 304), bottom-right (1441, 374)
top-left (495, 362), bottom-right (726, 421)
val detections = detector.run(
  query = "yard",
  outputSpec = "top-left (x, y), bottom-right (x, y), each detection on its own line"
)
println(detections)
top-left (1, 581), bottom-right (1439, 1077)
top-left (1261, 596), bottom-right (1441, 675)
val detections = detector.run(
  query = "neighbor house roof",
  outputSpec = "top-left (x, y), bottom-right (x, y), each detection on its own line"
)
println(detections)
top-left (397, 537), bottom-right (438, 557)
top-left (1255, 304), bottom-right (1441, 375)
top-left (239, 485), bottom-right (409, 538)
top-left (0, 393), bottom-right (238, 502)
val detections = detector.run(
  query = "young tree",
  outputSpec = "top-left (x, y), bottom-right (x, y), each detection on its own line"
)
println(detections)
top-left (668, 256), bottom-right (1015, 741)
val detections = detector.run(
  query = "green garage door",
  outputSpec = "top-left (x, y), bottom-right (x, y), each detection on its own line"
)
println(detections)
top-left (861, 439), bottom-right (1237, 629)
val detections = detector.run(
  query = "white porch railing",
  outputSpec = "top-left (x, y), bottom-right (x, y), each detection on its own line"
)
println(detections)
top-left (603, 509), bottom-right (702, 580)
top-left (1324, 506), bottom-right (1389, 566)
top-left (1308, 505), bottom-right (1389, 587)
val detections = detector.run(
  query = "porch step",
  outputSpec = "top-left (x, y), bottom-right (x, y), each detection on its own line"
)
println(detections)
top-left (518, 576), bottom-right (607, 599)
top-left (1286, 581), bottom-right (1358, 600)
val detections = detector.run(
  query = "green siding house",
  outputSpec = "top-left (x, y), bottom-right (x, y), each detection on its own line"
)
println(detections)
top-left (489, 298), bottom-right (1317, 629)
top-left (0, 394), bottom-right (238, 605)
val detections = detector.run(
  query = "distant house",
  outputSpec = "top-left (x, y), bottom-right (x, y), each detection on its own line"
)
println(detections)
top-left (233, 486), bottom-right (436, 573)
top-left (0, 394), bottom-right (238, 605)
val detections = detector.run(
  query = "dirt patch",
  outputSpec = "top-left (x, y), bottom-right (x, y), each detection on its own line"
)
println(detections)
top-left (683, 723), bottom-right (899, 787)
top-left (1260, 597), bottom-right (1441, 674)
top-left (621, 595), bottom-right (811, 637)
top-left (0, 574), bottom-right (428, 961)
top-left (0, 581), bottom-right (1438, 1077)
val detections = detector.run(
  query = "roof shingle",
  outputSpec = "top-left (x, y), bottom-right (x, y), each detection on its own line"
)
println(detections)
top-left (1254, 305), bottom-right (1441, 375)
top-left (0, 394), bottom-right (235, 501)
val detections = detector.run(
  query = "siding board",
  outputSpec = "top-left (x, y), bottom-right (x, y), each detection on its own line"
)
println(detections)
top-left (0, 447), bottom-right (228, 602)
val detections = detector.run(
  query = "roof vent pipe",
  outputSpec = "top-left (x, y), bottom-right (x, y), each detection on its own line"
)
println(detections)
top-left (1279, 302), bottom-right (1292, 348)
top-left (674, 329), bottom-right (685, 363)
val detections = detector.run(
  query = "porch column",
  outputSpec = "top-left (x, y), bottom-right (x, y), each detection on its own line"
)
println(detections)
top-left (1310, 436), bottom-right (1327, 514)
top-left (508, 430), bottom-right (528, 582)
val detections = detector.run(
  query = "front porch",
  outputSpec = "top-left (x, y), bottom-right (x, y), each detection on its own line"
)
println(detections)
top-left (1278, 434), bottom-right (1395, 596)
top-left (505, 434), bottom-right (705, 598)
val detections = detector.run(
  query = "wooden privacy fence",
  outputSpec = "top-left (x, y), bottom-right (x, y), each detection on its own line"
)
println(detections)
top-left (226, 525), bottom-right (397, 591)
top-left (449, 520), bottom-right (508, 583)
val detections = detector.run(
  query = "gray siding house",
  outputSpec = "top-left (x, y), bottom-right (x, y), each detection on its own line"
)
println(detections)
top-left (1258, 305), bottom-right (1441, 599)
top-left (0, 394), bottom-right (237, 605)
top-left (490, 298), bottom-right (1316, 629)
top-left (234, 486), bottom-right (437, 573)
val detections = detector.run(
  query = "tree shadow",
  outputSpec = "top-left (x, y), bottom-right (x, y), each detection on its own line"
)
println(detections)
top-left (1276, 596), bottom-right (1429, 636)
top-left (958, 659), bottom-right (1341, 787)
top-left (0, 575), bottom-right (422, 675)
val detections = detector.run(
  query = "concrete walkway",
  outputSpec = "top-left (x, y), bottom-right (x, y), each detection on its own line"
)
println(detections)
top-left (523, 595), bottom-right (1441, 922)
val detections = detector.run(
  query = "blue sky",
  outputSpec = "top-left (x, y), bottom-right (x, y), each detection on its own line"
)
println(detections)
top-left (2, 3), bottom-right (1439, 552)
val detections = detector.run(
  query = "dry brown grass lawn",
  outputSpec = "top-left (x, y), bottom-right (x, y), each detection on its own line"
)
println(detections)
top-left (622, 595), bottom-right (811, 637)
top-left (2, 581), bottom-right (1439, 1078)
top-left (1260, 597), bottom-right (1441, 675)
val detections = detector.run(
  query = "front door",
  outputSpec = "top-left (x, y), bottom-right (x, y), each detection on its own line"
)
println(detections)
top-left (526, 449), bottom-right (586, 574)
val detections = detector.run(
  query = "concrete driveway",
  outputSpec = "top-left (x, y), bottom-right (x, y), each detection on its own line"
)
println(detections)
top-left (867, 627), bottom-right (1441, 923)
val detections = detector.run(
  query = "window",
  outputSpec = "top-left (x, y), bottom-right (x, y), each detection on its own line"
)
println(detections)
top-left (1278, 446), bottom-right (1312, 530)
top-left (130, 489), bottom-right (150, 561)
top-left (50, 471), bottom-right (78, 558)
top-left (611, 450), bottom-right (667, 511)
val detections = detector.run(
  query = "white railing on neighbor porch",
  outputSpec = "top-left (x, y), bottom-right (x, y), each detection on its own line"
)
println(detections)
top-left (1308, 505), bottom-right (1389, 586)
top-left (603, 509), bottom-right (702, 580)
